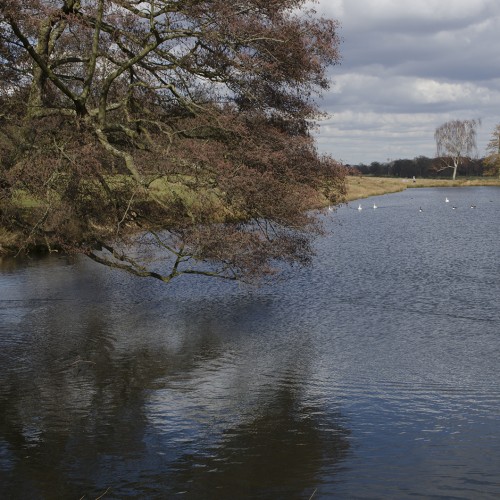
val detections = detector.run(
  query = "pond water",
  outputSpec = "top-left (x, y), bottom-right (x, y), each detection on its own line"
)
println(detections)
top-left (1, 186), bottom-right (499, 499)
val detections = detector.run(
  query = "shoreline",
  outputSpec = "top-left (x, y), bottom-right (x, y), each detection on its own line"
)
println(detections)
top-left (2, 176), bottom-right (499, 257)
top-left (345, 176), bottom-right (500, 202)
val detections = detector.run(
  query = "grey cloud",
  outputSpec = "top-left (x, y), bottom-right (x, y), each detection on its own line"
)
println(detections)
top-left (313, 0), bottom-right (500, 163)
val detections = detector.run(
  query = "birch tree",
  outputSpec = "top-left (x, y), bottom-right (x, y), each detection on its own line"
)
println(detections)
top-left (434, 119), bottom-right (480, 180)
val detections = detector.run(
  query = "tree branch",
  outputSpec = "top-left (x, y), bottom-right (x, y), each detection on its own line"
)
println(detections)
top-left (7, 16), bottom-right (80, 111)
top-left (81, 0), bottom-right (104, 103)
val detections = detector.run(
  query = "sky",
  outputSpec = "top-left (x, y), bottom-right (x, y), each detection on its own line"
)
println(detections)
top-left (310, 0), bottom-right (500, 165)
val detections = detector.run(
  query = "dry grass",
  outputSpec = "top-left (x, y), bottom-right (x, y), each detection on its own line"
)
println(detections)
top-left (0, 227), bottom-right (22, 255)
top-left (345, 176), bottom-right (406, 201)
top-left (409, 177), bottom-right (500, 188)
top-left (345, 176), bottom-right (500, 202)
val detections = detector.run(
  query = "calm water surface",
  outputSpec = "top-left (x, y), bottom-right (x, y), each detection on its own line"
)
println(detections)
top-left (1, 187), bottom-right (500, 499)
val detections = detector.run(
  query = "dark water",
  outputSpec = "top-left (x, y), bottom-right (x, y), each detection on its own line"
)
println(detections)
top-left (1, 186), bottom-right (499, 499)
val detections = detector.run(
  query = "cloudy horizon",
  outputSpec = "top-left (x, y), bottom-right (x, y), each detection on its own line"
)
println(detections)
top-left (311, 0), bottom-right (500, 165)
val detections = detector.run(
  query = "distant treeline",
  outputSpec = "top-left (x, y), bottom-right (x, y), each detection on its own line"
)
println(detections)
top-left (347, 156), bottom-right (490, 178)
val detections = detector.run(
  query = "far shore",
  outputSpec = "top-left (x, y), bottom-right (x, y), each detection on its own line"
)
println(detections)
top-left (345, 176), bottom-right (500, 202)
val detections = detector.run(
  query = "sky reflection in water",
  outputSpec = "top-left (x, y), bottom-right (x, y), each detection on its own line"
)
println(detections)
top-left (1, 186), bottom-right (499, 499)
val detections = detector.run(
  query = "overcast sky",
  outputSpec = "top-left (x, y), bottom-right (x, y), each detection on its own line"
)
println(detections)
top-left (310, 0), bottom-right (500, 165)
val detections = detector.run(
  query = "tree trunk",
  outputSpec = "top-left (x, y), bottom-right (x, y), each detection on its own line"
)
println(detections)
top-left (452, 158), bottom-right (459, 181)
top-left (27, 19), bottom-right (52, 118)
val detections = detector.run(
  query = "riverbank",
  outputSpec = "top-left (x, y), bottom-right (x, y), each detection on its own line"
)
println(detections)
top-left (345, 176), bottom-right (500, 202)
top-left (2, 176), bottom-right (499, 256)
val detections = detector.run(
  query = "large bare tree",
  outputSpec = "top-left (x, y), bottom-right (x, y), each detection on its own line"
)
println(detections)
top-left (0, 0), bottom-right (345, 283)
top-left (434, 119), bottom-right (480, 181)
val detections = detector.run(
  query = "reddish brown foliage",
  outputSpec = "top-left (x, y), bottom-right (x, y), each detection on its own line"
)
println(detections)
top-left (0, 0), bottom-right (345, 282)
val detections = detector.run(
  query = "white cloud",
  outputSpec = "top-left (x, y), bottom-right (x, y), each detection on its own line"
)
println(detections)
top-left (409, 79), bottom-right (494, 105)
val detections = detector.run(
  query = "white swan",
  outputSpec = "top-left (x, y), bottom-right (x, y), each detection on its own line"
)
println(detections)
top-left (445, 197), bottom-right (449, 203)
top-left (373, 203), bottom-right (377, 209)
top-left (358, 204), bottom-right (362, 211)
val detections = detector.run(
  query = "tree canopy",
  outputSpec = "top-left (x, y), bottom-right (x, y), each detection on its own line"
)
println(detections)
top-left (0, 0), bottom-right (345, 282)
top-left (484, 124), bottom-right (500, 178)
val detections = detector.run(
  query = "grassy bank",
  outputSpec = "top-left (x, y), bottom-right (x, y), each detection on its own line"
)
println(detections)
top-left (345, 176), bottom-right (500, 202)
top-left (2, 175), bottom-right (499, 256)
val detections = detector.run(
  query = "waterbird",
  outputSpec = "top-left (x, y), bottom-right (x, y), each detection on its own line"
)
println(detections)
top-left (445, 197), bottom-right (449, 203)
top-left (328, 205), bottom-right (333, 212)
top-left (419, 207), bottom-right (423, 212)
top-left (452, 206), bottom-right (457, 210)
top-left (358, 204), bottom-right (362, 211)
top-left (470, 205), bottom-right (476, 209)
top-left (373, 203), bottom-right (377, 209)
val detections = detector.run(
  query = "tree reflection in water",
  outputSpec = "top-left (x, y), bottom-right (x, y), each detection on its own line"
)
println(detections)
top-left (165, 384), bottom-right (350, 499)
top-left (0, 262), bottom-right (350, 499)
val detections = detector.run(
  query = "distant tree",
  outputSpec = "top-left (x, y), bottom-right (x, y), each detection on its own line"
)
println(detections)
top-left (0, 0), bottom-right (344, 283)
top-left (414, 156), bottom-right (433, 177)
top-left (392, 158), bottom-right (414, 178)
top-left (368, 161), bottom-right (382, 176)
top-left (434, 119), bottom-right (480, 180)
top-left (461, 157), bottom-right (485, 177)
top-left (484, 124), bottom-right (500, 178)
top-left (352, 164), bottom-right (369, 175)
